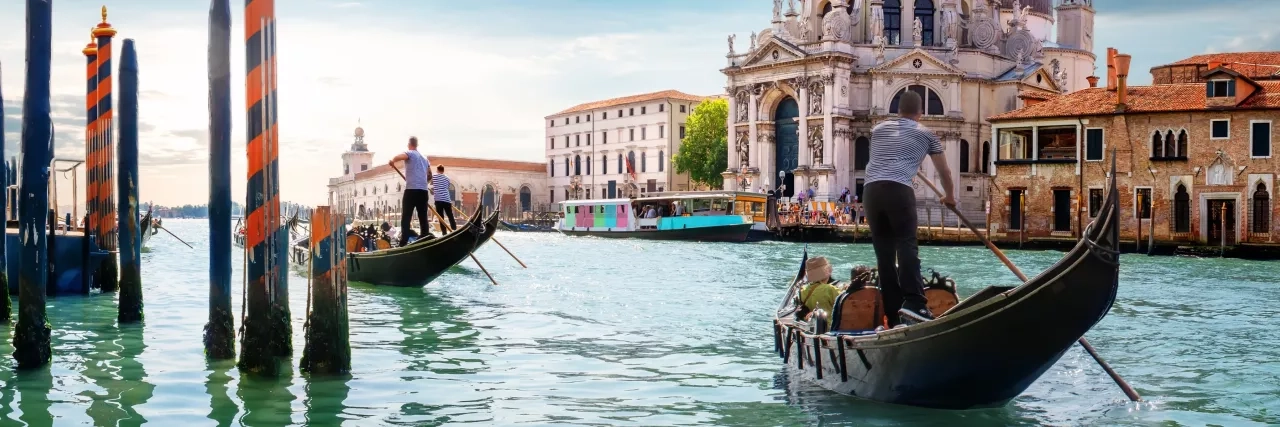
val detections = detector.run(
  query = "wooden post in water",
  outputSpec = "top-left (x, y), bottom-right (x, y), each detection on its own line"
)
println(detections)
top-left (116, 39), bottom-right (143, 323)
top-left (301, 207), bottom-right (351, 374)
top-left (238, 0), bottom-right (290, 374)
top-left (204, 0), bottom-right (236, 360)
top-left (0, 61), bottom-right (10, 323)
top-left (90, 7), bottom-right (120, 293)
top-left (13, 0), bottom-right (54, 369)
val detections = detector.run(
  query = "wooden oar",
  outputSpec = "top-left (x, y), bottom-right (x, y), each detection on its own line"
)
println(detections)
top-left (914, 171), bottom-right (1142, 402)
top-left (390, 164), bottom-right (499, 286)
top-left (451, 206), bottom-right (527, 269)
top-left (157, 225), bottom-right (194, 249)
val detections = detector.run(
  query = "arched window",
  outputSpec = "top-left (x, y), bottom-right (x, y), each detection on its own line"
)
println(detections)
top-left (1151, 132), bottom-right (1163, 158)
top-left (659, 150), bottom-right (665, 172)
top-left (641, 152), bottom-right (647, 172)
top-left (1174, 183), bottom-right (1191, 233)
top-left (960, 139), bottom-right (970, 173)
top-left (574, 155), bottom-right (582, 176)
top-left (1253, 182), bottom-right (1271, 233)
top-left (982, 141), bottom-right (991, 173)
top-left (602, 154), bottom-right (609, 175)
top-left (627, 151), bottom-right (637, 174)
top-left (617, 155), bottom-right (623, 173)
top-left (854, 137), bottom-right (870, 171)
top-left (889, 85), bottom-right (944, 116)
top-left (884, 0), bottom-right (902, 45)
top-left (586, 155), bottom-right (592, 175)
top-left (914, 0), bottom-right (935, 46)
top-left (1164, 130), bottom-right (1176, 157)
top-left (564, 158), bottom-right (570, 176)
top-left (1178, 130), bottom-right (1188, 158)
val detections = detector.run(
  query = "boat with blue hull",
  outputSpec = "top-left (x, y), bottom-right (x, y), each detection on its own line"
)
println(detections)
top-left (557, 192), bottom-right (755, 243)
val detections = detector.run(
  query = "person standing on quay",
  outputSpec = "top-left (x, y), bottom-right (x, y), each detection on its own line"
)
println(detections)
top-left (389, 136), bottom-right (433, 246)
top-left (432, 164), bottom-right (456, 231)
top-left (863, 91), bottom-right (956, 324)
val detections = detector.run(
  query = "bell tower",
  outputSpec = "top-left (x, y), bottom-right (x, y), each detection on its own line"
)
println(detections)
top-left (341, 123), bottom-right (374, 177)
top-left (1055, 0), bottom-right (1095, 52)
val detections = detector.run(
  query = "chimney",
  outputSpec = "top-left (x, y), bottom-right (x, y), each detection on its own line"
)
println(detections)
top-left (1106, 47), bottom-right (1118, 91)
top-left (1086, 75), bottom-right (1099, 88)
top-left (1115, 53), bottom-right (1132, 111)
top-left (1208, 60), bottom-right (1222, 70)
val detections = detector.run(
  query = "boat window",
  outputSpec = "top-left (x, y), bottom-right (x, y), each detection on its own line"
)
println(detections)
top-left (752, 202), bottom-right (764, 213)
top-left (573, 206), bottom-right (579, 214)
top-left (711, 199), bottom-right (724, 212)
top-left (692, 199), bottom-right (712, 212)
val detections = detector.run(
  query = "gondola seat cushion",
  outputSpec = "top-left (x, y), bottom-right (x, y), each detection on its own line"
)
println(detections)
top-left (830, 287), bottom-right (885, 332)
top-left (346, 234), bottom-right (364, 253)
top-left (925, 288), bottom-right (959, 317)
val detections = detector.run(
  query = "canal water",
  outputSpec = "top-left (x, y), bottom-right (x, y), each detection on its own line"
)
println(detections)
top-left (0, 219), bottom-right (1275, 426)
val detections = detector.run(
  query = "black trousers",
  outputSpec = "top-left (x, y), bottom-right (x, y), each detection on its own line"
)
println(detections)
top-left (400, 189), bottom-right (431, 246)
top-left (435, 201), bottom-right (457, 231)
top-left (863, 181), bottom-right (928, 324)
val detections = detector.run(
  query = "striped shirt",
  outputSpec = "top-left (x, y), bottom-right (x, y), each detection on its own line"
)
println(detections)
top-left (864, 118), bottom-right (943, 187)
top-left (403, 150), bottom-right (431, 190)
top-left (432, 174), bottom-right (452, 202)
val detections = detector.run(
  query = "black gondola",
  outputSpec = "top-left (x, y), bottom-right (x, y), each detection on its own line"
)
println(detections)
top-left (345, 207), bottom-right (498, 287)
top-left (772, 163), bottom-right (1122, 409)
top-left (140, 207), bottom-right (156, 248)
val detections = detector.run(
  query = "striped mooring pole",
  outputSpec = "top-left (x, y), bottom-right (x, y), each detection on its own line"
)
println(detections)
top-left (238, 0), bottom-right (291, 375)
top-left (205, 0), bottom-right (237, 360)
top-left (91, 6), bottom-right (120, 293)
top-left (300, 207), bottom-right (351, 374)
top-left (14, 0), bottom-right (54, 369)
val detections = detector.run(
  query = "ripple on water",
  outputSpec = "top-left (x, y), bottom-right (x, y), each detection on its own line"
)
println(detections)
top-left (0, 221), bottom-right (1274, 426)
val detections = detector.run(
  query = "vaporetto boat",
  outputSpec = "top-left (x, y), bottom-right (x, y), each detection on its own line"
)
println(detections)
top-left (556, 192), bottom-right (756, 242)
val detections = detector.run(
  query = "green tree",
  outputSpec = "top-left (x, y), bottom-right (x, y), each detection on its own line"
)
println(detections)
top-left (673, 98), bottom-right (728, 189)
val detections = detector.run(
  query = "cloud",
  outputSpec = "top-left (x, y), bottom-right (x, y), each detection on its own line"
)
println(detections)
top-left (332, 2), bottom-right (362, 8)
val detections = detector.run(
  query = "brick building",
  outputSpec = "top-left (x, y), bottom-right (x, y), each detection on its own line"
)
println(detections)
top-left (984, 49), bottom-right (1279, 246)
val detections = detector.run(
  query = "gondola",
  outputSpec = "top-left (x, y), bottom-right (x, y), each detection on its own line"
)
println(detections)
top-left (771, 164), bottom-right (1121, 409)
top-left (140, 207), bottom-right (157, 248)
top-left (345, 206), bottom-right (497, 287)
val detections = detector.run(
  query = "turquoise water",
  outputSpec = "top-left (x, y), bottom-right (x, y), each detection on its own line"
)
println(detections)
top-left (0, 219), bottom-right (1275, 426)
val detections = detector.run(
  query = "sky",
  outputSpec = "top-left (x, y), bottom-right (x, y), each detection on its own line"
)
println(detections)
top-left (1, 0), bottom-right (1278, 206)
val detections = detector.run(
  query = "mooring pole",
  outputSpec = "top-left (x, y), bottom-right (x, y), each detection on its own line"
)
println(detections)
top-left (204, 0), bottom-right (236, 360)
top-left (0, 61), bottom-right (10, 323)
top-left (92, 7), bottom-right (120, 293)
top-left (238, 0), bottom-right (290, 374)
top-left (301, 207), bottom-right (351, 374)
top-left (116, 39), bottom-right (143, 323)
top-left (14, 0), bottom-right (53, 369)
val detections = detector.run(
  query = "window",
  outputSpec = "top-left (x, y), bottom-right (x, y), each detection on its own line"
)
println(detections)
top-left (884, 0), bottom-right (901, 45)
top-left (914, 0), bottom-right (935, 46)
top-left (981, 141), bottom-right (990, 173)
top-left (642, 127), bottom-right (647, 140)
top-left (680, 105), bottom-right (686, 113)
top-left (618, 109), bottom-right (622, 117)
top-left (629, 108), bottom-right (634, 116)
top-left (361, 164), bottom-right (368, 171)
top-left (679, 125), bottom-right (686, 140)
top-left (1085, 128), bottom-right (1104, 161)
top-left (586, 156), bottom-right (591, 175)
top-left (1211, 119), bottom-right (1229, 139)
top-left (1053, 189), bottom-right (1071, 232)
top-left (1207, 79), bottom-right (1236, 98)
top-left (587, 134), bottom-right (592, 145)
top-left (642, 106), bottom-right (647, 114)
top-left (659, 150), bottom-right (665, 172)
top-left (564, 136), bottom-right (569, 148)
top-left (549, 137), bottom-right (554, 149)
top-left (564, 118), bottom-right (569, 125)
top-left (1174, 184), bottom-right (1190, 233)
top-left (1252, 182), bottom-right (1271, 233)
top-left (659, 125), bottom-right (665, 138)
top-left (550, 120), bottom-right (554, 127)
top-left (602, 154), bottom-right (608, 174)
top-left (549, 159), bottom-right (554, 177)
top-left (959, 140), bottom-right (970, 173)
top-left (603, 112), bottom-right (608, 119)
top-left (630, 129), bottom-right (635, 141)
top-left (564, 158), bottom-right (570, 176)
top-left (617, 155), bottom-right (622, 173)
top-left (576, 116), bottom-right (580, 123)
top-left (855, 137), bottom-right (870, 171)
top-left (1164, 130), bottom-right (1176, 158)
top-left (1252, 120), bottom-right (1272, 158)
top-left (1150, 131), bottom-right (1163, 158)
top-left (1036, 126), bottom-right (1077, 160)
top-left (1009, 189), bottom-right (1024, 231)
top-left (998, 128), bottom-right (1033, 161)
top-left (576, 134), bottom-right (580, 146)
top-left (659, 104), bottom-right (665, 112)
top-left (641, 152), bottom-right (647, 172)
top-left (889, 85), bottom-right (944, 115)
top-left (603, 132), bottom-right (608, 144)
top-left (1135, 188), bottom-right (1152, 219)
top-left (1088, 188), bottom-right (1103, 218)
top-left (586, 115), bottom-right (591, 122)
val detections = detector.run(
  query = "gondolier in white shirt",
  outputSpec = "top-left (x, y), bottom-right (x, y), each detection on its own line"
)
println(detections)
top-left (388, 136), bottom-right (434, 246)
top-left (863, 91), bottom-right (956, 325)
top-left (432, 164), bottom-right (457, 231)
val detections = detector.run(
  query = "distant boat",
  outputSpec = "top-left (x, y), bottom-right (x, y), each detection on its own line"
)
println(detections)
top-left (556, 192), bottom-right (755, 243)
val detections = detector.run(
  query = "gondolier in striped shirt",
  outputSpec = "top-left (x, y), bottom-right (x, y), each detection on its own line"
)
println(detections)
top-left (863, 90), bottom-right (956, 324)
top-left (432, 164), bottom-right (457, 231)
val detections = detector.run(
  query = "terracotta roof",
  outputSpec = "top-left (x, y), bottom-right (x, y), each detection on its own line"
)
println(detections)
top-left (354, 155), bottom-right (544, 180)
top-left (1156, 52), bottom-right (1280, 79)
top-left (1017, 91), bottom-right (1057, 101)
top-left (551, 90), bottom-right (708, 116)
top-left (988, 81), bottom-right (1280, 121)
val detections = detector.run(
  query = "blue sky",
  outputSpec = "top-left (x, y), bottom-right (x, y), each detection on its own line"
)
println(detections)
top-left (1, 0), bottom-right (1277, 205)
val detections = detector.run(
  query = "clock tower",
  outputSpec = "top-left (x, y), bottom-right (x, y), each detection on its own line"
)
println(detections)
top-left (342, 125), bottom-right (374, 177)
top-left (1055, 0), bottom-right (1095, 52)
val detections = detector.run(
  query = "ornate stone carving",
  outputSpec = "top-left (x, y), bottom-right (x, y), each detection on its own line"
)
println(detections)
top-left (849, 0), bottom-right (862, 27)
top-left (808, 80), bottom-right (825, 115)
top-left (968, 0), bottom-right (1000, 52)
top-left (758, 131), bottom-right (775, 148)
top-left (822, 0), bottom-right (852, 43)
top-left (940, 0), bottom-right (962, 47)
top-left (913, 17), bottom-right (923, 46)
top-left (809, 177), bottom-right (820, 190)
top-left (750, 31), bottom-right (758, 51)
top-left (787, 0), bottom-right (797, 16)
top-left (1002, 0), bottom-right (1042, 62)
top-left (735, 90), bottom-right (749, 123)
top-left (728, 34), bottom-right (736, 56)
top-left (808, 125), bottom-right (825, 165)
top-left (773, 0), bottom-right (783, 22)
top-left (800, 14), bottom-right (813, 42)
top-left (1051, 59), bottom-right (1069, 92)
top-left (735, 130), bottom-right (750, 168)
top-left (870, 0), bottom-right (885, 42)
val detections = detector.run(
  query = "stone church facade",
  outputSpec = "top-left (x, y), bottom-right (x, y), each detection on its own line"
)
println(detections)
top-left (720, 0), bottom-right (1097, 221)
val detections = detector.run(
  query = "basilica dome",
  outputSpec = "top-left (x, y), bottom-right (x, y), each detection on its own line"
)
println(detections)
top-left (354, 126), bottom-right (364, 138)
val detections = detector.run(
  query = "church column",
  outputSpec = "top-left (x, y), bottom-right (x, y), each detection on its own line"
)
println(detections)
top-left (748, 86), bottom-right (761, 170)
top-left (797, 81), bottom-right (810, 167)
top-left (823, 75), bottom-right (835, 169)
top-left (726, 86), bottom-right (739, 171)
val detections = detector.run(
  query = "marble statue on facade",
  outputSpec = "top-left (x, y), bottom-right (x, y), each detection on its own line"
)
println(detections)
top-left (808, 80), bottom-right (824, 115)
top-left (750, 31), bottom-right (758, 51)
top-left (870, 1), bottom-right (884, 40)
top-left (728, 34), bottom-right (736, 56)
top-left (1209, 162), bottom-right (1227, 186)
top-left (773, 0), bottom-right (783, 21)
top-left (808, 126), bottom-right (824, 165)
top-left (940, 0), bottom-right (961, 47)
top-left (787, 0), bottom-right (797, 15)
top-left (736, 131), bottom-right (751, 169)
top-left (800, 14), bottom-right (812, 41)
top-left (913, 17), bottom-right (923, 46)
top-left (735, 90), bottom-right (749, 123)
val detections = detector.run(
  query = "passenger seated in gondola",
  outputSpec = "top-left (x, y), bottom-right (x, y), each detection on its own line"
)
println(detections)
top-left (796, 257), bottom-right (842, 321)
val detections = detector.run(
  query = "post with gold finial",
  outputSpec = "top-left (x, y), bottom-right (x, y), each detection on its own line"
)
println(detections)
top-left (82, 30), bottom-right (97, 295)
top-left (91, 6), bottom-right (120, 293)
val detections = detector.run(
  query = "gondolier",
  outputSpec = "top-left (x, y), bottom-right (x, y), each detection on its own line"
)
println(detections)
top-left (389, 136), bottom-right (434, 246)
top-left (863, 91), bottom-right (956, 324)
top-left (432, 164), bottom-right (456, 231)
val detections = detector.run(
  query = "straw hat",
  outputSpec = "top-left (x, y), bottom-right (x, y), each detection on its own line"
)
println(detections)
top-left (805, 256), bottom-right (832, 283)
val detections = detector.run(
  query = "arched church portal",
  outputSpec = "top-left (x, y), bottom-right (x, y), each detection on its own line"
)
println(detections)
top-left (775, 97), bottom-right (800, 197)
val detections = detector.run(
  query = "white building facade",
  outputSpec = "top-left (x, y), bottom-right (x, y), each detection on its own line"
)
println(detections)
top-left (722, 0), bottom-right (1096, 220)
top-left (545, 90), bottom-right (707, 205)
top-left (328, 126), bottom-right (549, 219)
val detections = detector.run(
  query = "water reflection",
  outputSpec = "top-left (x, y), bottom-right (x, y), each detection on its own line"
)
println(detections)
top-left (80, 321), bottom-right (154, 426)
top-left (16, 368), bottom-right (53, 426)
top-left (204, 361), bottom-right (237, 427)
top-left (236, 373), bottom-right (297, 426)
top-left (302, 373), bottom-right (351, 425)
